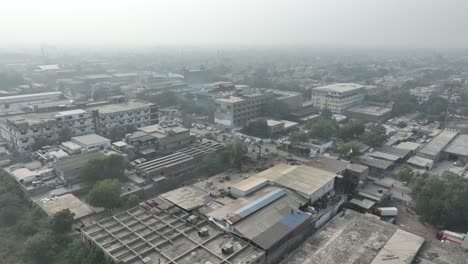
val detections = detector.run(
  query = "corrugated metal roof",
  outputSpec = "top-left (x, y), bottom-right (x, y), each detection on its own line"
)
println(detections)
top-left (233, 189), bottom-right (285, 220)
top-left (253, 210), bottom-right (311, 249)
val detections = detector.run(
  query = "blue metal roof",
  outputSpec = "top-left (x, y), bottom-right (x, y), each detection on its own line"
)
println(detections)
top-left (280, 210), bottom-right (311, 229)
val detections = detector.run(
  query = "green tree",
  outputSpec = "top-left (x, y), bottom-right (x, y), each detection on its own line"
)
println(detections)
top-left (320, 108), bottom-right (333, 119)
top-left (181, 114), bottom-right (193, 128)
top-left (338, 140), bottom-right (361, 158)
top-left (80, 154), bottom-right (127, 184)
top-left (338, 120), bottom-right (365, 140)
top-left (397, 121), bottom-right (407, 128)
top-left (420, 96), bottom-right (448, 115)
top-left (391, 92), bottom-right (419, 116)
top-left (86, 179), bottom-right (122, 211)
top-left (308, 117), bottom-right (337, 140)
top-left (126, 194), bottom-right (140, 208)
top-left (241, 120), bottom-right (269, 138)
top-left (395, 165), bottom-right (415, 183)
top-left (58, 128), bottom-right (71, 142)
top-left (200, 153), bottom-right (225, 175)
top-left (24, 230), bottom-right (57, 263)
top-left (289, 131), bottom-right (309, 143)
top-left (411, 175), bottom-right (468, 227)
top-left (361, 125), bottom-right (387, 147)
top-left (260, 99), bottom-right (290, 119)
top-left (31, 138), bottom-right (50, 151)
top-left (223, 141), bottom-right (248, 169)
top-left (108, 127), bottom-right (126, 142)
top-left (0, 192), bottom-right (24, 226)
top-left (50, 209), bottom-right (75, 234)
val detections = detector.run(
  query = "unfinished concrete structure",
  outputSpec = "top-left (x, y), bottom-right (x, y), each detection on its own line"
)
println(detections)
top-left (81, 200), bottom-right (265, 264)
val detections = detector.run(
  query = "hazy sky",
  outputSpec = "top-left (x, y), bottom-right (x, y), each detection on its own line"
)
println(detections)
top-left (1, 0), bottom-right (468, 49)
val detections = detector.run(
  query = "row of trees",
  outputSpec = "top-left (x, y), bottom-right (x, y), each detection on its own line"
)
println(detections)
top-left (301, 110), bottom-right (387, 149)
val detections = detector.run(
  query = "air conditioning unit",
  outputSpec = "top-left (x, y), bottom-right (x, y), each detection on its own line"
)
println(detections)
top-left (198, 227), bottom-right (209, 237)
top-left (222, 243), bottom-right (234, 255)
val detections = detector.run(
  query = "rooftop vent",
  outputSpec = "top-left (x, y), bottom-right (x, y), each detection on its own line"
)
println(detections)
top-left (222, 243), bottom-right (234, 255)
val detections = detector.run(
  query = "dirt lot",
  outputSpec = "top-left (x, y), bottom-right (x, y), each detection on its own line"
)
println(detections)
top-left (392, 203), bottom-right (439, 240)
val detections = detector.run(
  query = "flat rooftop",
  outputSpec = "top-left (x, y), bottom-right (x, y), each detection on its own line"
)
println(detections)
top-left (72, 133), bottom-right (110, 146)
top-left (312, 83), bottom-right (364, 94)
top-left (81, 203), bottom-right (264, 264)
top-left (415, 239), bottom-right (468, 264)
top-left (86, 100), bottom-right (152, 114)
top-left (418, 130), bottom-right (458, 158)
top-left (215, 96), bottom-right (244, 104)
top-left (159, 186), bottom-right (212, 211)
top-left (254, 164), bottom-right (337, 198)
top-left (282, 210), bottom-right (424, 264)
top-left (443, 134), bottom-right (468, 157)
top-left (138, 124), bottom-right (188, 135)
top-left (347, 105), bottom-right (392, 116)
top-left (37, 193), bottom-right (95, 219)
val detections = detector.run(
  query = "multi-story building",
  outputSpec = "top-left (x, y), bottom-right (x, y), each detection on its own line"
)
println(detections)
top-left (214, 92), bottom-right (269, 127)
top-left (0, 100), bottom-right (158, 152)
top-left (311, 83), bottom-right (365, 113)
top-left (87, 101), bottom-right (158, 136)
top-left (265, 89), bottom-right (303, 110)
top-left (126, 124), bottom-right (194, 156)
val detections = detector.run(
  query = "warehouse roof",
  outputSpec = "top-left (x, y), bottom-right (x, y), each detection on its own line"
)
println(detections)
top-left (418, 130), bottom-right (458, 158)
top-left (254, 164), bottom-right (337, 197)
top-left (160, 186), bottom-right (212, 211)
top-left (443, 134), bottom-right (468, 157)
top-left (395, 141), bottom-right (421, 152)
top-left (71, 133), bottom-right (110, 146)
top-left (358, 157), bottom-right (394, 170)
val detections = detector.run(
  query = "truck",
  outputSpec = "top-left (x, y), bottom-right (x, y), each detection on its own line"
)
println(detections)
top-left (377, 207), bottom-right (398, 217)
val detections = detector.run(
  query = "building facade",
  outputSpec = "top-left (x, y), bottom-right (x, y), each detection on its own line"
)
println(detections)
top-left (214, 93), bottom-right (269, 127)
top-left (311, 83), bottom-right (365, 113)
top-left (0, 101), bottom-right (158, 152)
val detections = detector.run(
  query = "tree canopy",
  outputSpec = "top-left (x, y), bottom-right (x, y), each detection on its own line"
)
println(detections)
top-left (338, 120), bottom-right (365, 140)
top-left (223, 141), bottom-right (248, 169)
top-left (80, 154), bottom-right (127, 184)
top-left (86, 179), bottom-right (122, 211)
top-left (260, 99), bottom-right (290, 119)
top-left (241, 120), bottom-right (269, 138)
top-left (391, 92), bottom-right (419, 116)
top-left (307, 117), bottom-right (338, 140)
top-left (412, 175), bottom-right (468, 227)
top-left (288, 131), bottom-right (309, 143)
top-left (338, 140), bottom-right (361, 158)
top-left (50, 209), bottom-right (75, 234)
top-left (395, 165), bottom-right (415, 183)
top-left (361, 125), bottom-right (387, 147)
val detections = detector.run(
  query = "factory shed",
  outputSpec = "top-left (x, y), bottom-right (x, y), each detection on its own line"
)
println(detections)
top-left (417, 130), bottom-right (458, 162)
top-left (252, 164), bottom-right (337, 202)
top-left (442, 134), bottom-right (468, 161)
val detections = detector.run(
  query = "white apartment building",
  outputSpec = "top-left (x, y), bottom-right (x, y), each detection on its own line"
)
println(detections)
top-left (311, 83), bottom-right (365, 113)
top-left (214, 92), bottom-right (269, 127)
top-left (0, 101), bottom-right (158, 152)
